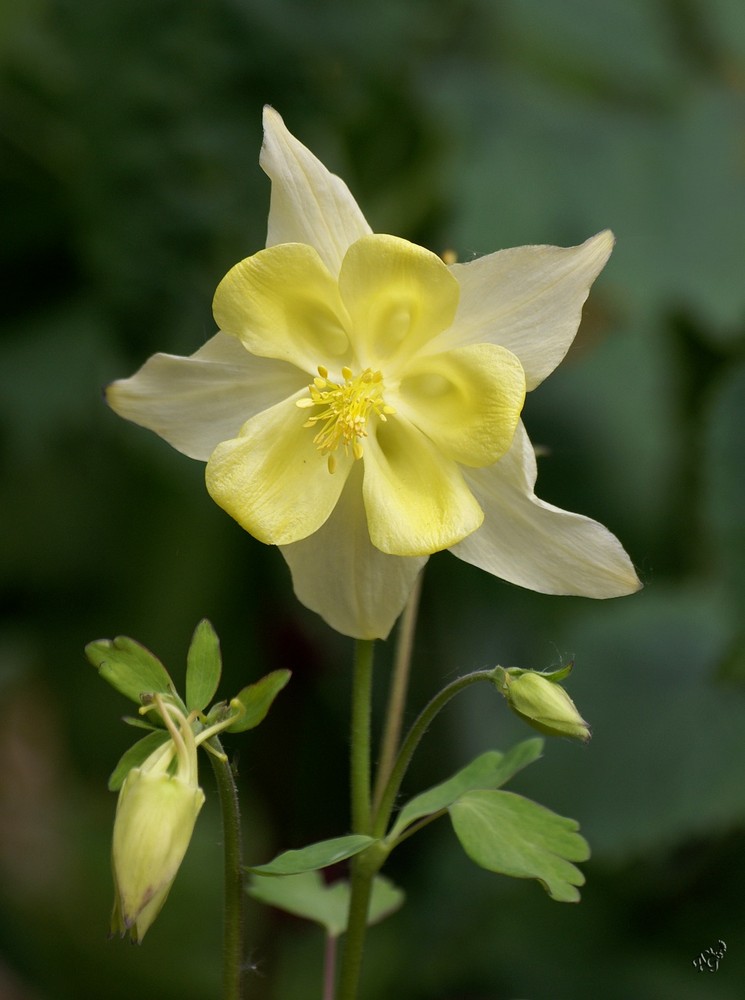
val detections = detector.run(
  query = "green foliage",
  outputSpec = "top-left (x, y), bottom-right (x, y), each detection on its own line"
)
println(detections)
top-left (449, 790), bottom-right (590, 903)
top-left (248, 835), bottom-right (377, 877)
top-left (185, 619), bottom-right (222, 712)
top-left (108, 730), bottom-right (170, 792)
top-left (248, 871), bottom-right (404, 937)
top-left (387, 739), bottom-right (543, 843)
top-left (85, 636), bottom-right (177, 705)
top-left (87, 623), bottom-right (290, 747)
top-left (3, 0), bottom-right (745, 995)
top-left (224, 669), bottom-right (292, 733)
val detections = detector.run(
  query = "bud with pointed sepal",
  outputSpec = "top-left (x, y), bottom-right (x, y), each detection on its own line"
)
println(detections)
top-left (111, 695), bottom-right (205, 942)
top-left (493, 665), bottom-right (590, 743)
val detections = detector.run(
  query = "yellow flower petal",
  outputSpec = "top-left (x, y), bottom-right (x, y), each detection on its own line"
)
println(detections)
top-left (261, 106), bottom-right (371, 275)
top-left (394, 343), bottom-right (526, 468)
top-left (281, 464), bottom-right (428, 640)
top-left (205, 394), bottom-right (353, 545)
top-left (362, 418), bottom-right (483, 556)
top-left (213, 243), bottom-right (352, 373)
top-left (338, 234), bottom-right (460, 369)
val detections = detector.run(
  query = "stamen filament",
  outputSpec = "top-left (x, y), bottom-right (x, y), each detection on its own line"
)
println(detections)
top-left (296, 365), bottom-right (395, 472)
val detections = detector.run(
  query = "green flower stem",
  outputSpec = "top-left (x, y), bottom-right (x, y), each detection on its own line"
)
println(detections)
top-left (323, 934), bottom-right (338, 1000)
top-left (350, 639), bottom-right (375, 835)
top-left (336, 849), bottom-right (381, 1000)
top-left (206, 735), bottom-right (245, 1000)
top-left (373, 669), bottom-right (496, 840)
top-left (372, 572), bottom-right (423, 814)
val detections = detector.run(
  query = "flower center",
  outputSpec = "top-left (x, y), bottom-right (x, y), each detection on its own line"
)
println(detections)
top-left (297, 365), bottom-right (395, 473)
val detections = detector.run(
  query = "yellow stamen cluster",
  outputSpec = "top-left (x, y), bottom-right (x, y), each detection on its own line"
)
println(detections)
top-left (297, 365), bottom-right (395, 473)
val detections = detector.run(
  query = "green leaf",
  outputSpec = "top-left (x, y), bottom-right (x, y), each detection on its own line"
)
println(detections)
top-left (108, 730), bottom-right (170, 791)
top-left (247, 870), bottom-right (404, 937)
top-left (185, 619), bottom-right (222, 713)
top-left (449, 790), bottom-right (590, 903)
top-left (121, 715), bottom-right (159, 732)
top-left (387, 739), bottom-right (543, 843)
top-left (226, 669), bottom-right (291, 732)
top-left (85, 636), bottom-right (176, 704)
top-left (247, 835), bottom-right (377, 876)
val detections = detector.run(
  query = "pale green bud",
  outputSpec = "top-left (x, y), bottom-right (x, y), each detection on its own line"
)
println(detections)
top-left (111, 698), bottom-right (205, 942)
top-left (494, 666), bottom-right (590, 743)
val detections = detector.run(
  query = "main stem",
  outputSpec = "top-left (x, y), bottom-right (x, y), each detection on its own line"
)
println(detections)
top-left (337, 639), bottom-right (376, 1000)
top-left (207, 736), bottom-right (245, 1000)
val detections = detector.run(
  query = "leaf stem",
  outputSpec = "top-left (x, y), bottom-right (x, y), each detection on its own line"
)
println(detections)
top-left (206, 735), bottom-right (245, 1000)
top-left (374, 669), bottom-right (496, 839)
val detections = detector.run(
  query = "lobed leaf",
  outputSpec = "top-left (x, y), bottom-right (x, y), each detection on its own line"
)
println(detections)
top-left (85, 635), bottom-right (176, 704)
top-left (449, 789), bottom-right (590, 903)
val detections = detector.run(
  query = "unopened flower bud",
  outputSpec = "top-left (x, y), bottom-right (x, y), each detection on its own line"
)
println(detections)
top-left (494, 667), bottom-right (590, 743)
top-left (111, 698), bottom-right (205, 942)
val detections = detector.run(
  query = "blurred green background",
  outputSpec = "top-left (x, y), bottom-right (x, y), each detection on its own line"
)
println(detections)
top-left (2, 0), bottom-right (745, 997)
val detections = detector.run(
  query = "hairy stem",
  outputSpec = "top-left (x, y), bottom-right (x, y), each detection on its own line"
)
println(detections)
top-left (374, 670), bottom-right (496, 839)
top-left (336, 850), bottom-right (380, 1000)
top-left (207, 736), bottom-right (246, 1000)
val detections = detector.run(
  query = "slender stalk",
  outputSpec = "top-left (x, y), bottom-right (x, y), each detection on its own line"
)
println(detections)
top-left (372, 572), bottom-right (423, 815)
top-left (323, 934), bottom-right (338, 1000)
top-left (206, 735), bottom-right (245, 1000)
top-left (373, 669), bottom-right (496, 839)
top-left (349, 639), bottom-right (375, 835)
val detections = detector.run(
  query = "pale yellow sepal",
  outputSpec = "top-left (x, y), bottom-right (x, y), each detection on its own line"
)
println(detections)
top-left (261, 106), bottom-right (371, 276)
top-left (453, 424), bottom-right (642, 597)
top-left (446, 230), bottom-right (615, 390)
top-left (280, 464), bottom-right (428, 639)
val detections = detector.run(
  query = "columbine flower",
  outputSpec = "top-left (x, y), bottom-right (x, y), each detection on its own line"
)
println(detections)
top-left (106, 107), bottom-right (640, 639)
top-left (111, 697), bottom-right (205, 942)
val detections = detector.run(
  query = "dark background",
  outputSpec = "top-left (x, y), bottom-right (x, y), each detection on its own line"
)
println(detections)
top-left (1, 1), bottom-right (744, 997)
